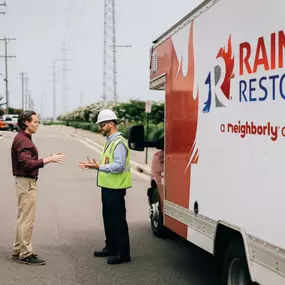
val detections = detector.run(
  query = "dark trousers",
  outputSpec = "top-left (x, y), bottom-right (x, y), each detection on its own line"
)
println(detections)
top-left (101, 187), bottom-right (130, 256)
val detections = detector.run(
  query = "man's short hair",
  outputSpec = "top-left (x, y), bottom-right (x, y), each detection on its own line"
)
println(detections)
top-left (18, 110), bottom-right (37, 131)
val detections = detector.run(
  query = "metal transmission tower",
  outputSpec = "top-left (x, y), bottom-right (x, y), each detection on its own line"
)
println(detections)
top-left (103, 0), bottom-right (117, 104)
top-left (103, 1), bottom-right (131, 104)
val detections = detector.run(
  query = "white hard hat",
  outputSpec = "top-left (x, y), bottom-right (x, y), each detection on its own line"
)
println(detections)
top-left (96, 109), bottom-right (118, 124)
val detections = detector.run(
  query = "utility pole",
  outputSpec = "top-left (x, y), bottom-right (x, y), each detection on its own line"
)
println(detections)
top-left (24, 77), bottom-right (28, 109)
top-left (61, 42), bottom-right (71, 113)
top-left (49, 60), bottom-right (59, 121)
top-left (41, 91), bottom-right (44, 121)
top-left (0, 1), bottom-right (6, 15)
top-left (18, 72), bottom-right (27, 110)
top-left (0, 37), bottom-right (16, 114)
top-left (28, 90), bottom-right (31, 109)
top-left (80, 92), bottom-right (83, 106)
top-left (53, 60), bottom-right (57, 121)
top-left (30, 93), bottom-right (34, 110)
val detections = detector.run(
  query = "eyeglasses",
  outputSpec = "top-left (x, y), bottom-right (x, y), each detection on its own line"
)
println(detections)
top-left (99, 121), bottom-right (110, 128)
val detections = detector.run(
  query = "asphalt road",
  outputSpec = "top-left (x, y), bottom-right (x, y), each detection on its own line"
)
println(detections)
top-left (0, 126), bottom-right (220, 285)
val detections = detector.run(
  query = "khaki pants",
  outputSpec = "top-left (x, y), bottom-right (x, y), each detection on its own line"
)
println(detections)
top-left (12, 177), bottom-right (37, 259)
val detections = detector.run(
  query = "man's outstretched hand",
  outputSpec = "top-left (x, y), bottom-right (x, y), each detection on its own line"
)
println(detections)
top-left (79, 157), bottom-right (100, 170)
top-left (50, 152), bottom-right (66, 164)
top-left (43, 152), bottom-right (66, 165)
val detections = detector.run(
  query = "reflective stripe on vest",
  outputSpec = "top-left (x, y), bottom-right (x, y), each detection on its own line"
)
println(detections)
top-left (97, 135), bottom-right (132, 189)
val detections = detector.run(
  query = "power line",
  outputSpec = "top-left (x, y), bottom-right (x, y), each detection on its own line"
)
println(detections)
top-left (62, 0), bottom-right (73, 43)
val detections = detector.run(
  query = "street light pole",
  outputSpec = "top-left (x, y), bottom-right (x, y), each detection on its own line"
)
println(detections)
top-left (0, 37), bottom-right (16, 114)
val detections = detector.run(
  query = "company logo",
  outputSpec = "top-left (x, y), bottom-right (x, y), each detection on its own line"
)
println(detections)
top-left (239, 30), bottom-right (285, 103)
top-left (203, 35), bottom-right (235, 113)
top-left (215, 30), bottom-right (285, 142)
top-left (203, 30), bottom-right (285, 112)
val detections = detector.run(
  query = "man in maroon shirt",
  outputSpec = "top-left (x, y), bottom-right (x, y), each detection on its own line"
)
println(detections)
top-left (11, 110), bottom-right (66, 265)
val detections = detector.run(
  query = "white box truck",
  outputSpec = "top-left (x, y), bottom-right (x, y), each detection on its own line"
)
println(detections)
top-left (129, 0), bottom-right (285, 284)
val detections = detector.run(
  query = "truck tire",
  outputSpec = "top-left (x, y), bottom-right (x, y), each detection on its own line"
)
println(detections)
top-left (222, 240), bottom-right (253, 285)
top-left (148, 188), bottom-right (166, 238)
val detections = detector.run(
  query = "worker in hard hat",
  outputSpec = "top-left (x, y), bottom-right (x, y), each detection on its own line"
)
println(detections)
top-left (79, 109), bottom-right (132, 265)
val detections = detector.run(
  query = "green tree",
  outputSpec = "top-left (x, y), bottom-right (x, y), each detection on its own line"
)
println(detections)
top-left (113, 100), bottom-right (145, 124)
top-left (1, 107), bottom-right (23, 114)
top-left (9, 107), bottom-right (23, 114)
top-left (83, 109), bottom-right (91, 122)
top-left (150, 103), bottom-right (164, 124)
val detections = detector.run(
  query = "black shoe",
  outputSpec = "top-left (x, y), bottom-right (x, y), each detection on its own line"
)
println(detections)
top-left (19, 254), bottom-right (46, 265)
top-left (107, 255), bottom-right (131, 265)
top-left (94, 248), bottom-right (115, 257)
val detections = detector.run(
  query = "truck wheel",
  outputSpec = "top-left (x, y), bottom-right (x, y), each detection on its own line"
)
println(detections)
top-left (149, 188), bottom-right (166, 237)
top-left (9, 125), bottom-right (13, 131)
top-left (222, 240), bottom-right (253, 285)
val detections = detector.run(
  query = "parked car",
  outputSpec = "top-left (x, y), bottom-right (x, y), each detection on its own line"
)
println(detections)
top-left (0, 119), bottom-right (9, 130)
top-left (2, 114), bottom-right (19, 131)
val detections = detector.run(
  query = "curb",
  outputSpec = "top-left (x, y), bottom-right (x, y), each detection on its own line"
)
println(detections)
top-left (63, 127), bottom-right (152, 176)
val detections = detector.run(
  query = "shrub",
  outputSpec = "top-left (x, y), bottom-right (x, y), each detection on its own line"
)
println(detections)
top-left (118, 125), bottom-right (133, 138)
top-left (149, 126), bottom-right (164, 140)
top-left (91, 124), bottom-right (99, 133)
top-left (144, 124), bottom-right (156, 139)
top-left (79, 122), bottom-right (93, 131)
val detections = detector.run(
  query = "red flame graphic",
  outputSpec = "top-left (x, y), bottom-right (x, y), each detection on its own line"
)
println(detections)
top-left (164, 22), bottom-right (199, 212)
top-left (167, 22), bottom-right (199, 165)
top-left (161, 22), bottom-right (200, 236)
top-left (216, 35), bottom-right (235, 99)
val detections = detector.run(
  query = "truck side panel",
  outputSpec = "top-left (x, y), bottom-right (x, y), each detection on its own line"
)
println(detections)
top-left (151, 0), bottom-right (285, 284)
top-left (164, 22), bottom-right (199, 239)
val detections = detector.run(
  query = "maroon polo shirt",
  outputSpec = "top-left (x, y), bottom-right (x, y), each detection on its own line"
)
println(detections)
top-left (11, 129), bottom-right (44, 178)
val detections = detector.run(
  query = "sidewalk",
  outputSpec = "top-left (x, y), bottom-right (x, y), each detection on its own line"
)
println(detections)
top-left (59, 125), bottom-right (156, 176)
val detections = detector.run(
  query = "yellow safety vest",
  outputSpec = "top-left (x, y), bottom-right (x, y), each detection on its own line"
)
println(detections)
top-left (97, 135), bottom-right (132, 189)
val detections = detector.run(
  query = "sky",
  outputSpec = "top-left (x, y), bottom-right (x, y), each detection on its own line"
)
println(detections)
top-left (0, 0), bottom-right (202, 117)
